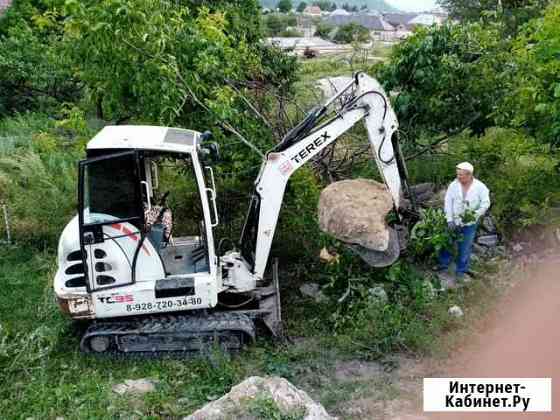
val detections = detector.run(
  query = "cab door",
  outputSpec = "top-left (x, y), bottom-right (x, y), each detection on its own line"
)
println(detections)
top-left (78, 151), bottom-right (145, 292)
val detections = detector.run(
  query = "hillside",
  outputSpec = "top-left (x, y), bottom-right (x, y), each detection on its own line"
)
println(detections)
top-left (260, 0), bottom-right (400, 12)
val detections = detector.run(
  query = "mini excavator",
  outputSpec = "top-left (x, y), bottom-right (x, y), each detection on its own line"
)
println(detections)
top-left (54, 73), bottom-right (414, 356)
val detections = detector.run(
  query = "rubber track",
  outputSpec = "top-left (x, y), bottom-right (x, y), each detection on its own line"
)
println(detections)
top-left (80, 312), bottom-right (255, 358)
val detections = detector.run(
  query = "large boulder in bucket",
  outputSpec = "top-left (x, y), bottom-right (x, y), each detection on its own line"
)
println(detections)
top-left (318, 179), bottom-right (400, 267)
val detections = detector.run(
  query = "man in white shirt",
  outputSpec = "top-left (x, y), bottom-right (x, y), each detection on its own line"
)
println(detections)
top-left (438, 162), bottom-right (491, 283)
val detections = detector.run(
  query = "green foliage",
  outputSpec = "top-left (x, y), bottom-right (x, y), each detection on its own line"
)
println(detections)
top-left (327, 260), bottom-right (445, 356)
top-left (0, 148), bottom-right (79, 247)
top-left (64, 0), bottom-right (258, 125)
top-left (497, 2), bottom-right (560, 146)
top-left (314, 21), bottom-right (334, 39)
top-left (333, 22), bottom-right (370, 44)
top-left (455, 127), bottom-right (560, 229)
top-left (279, 28), bottom-right (304, 37)
top-left (311, 1), bottom-right (336, 11)
top-left (275, 167), bottom-right (324, 260)
top-left (410, 208), bottom-right (457, 261)
top-left (377, 23), bottom-right (511, 139)
top-left (265, 12), bottom-right (298, 36)
top-left (297, 1), bottom-right (307, 12)
top-left (0, 1), bottom-right (77, 115)
top-left (277, 0), bottom-right (293, 12)
top-left (0, 113), bottom-right (93, 246)
top-left (247, 394), bottom-right (305, 420)
top-left (439, 0), bottom-right (549, 34)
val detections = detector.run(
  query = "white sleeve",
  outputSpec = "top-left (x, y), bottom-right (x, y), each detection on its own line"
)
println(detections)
top-left (476, 184), bottom-right (491, 219)
top-left (444, 185), bottom-right (454, 222)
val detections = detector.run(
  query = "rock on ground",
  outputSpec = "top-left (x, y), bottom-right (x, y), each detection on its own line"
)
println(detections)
top-left (185, 376), bottom-right (336, 420)
top-left (368, 285), bottom-right (388, 304)
top-left (448, 305), bottom-right (464, 318)
top-left (318, 179), bottom-right (395, 251)
top-left (300, 282), bottom-right (328, 303)
top-left (112, 378), bottom-right (158, 395)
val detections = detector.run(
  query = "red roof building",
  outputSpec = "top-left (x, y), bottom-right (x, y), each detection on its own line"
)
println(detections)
top-left (0, 0), bottom-right (12, 13)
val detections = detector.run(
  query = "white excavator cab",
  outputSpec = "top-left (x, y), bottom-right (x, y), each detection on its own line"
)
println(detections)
top-left (57, 127), bottom-right (222, 318)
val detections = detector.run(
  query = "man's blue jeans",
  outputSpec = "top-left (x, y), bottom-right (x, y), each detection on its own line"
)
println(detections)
top-left (438, 224), bottom-right (478, 275)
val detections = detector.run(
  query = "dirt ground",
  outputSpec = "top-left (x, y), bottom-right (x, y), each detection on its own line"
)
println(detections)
top-left (428, 258), bottom-right (560, 420)
top-left (375, 256), bottom-right (560, 420)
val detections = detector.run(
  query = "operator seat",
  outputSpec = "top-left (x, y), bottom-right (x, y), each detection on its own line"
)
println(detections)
top-left (145, 205), bottom-right (173, 251)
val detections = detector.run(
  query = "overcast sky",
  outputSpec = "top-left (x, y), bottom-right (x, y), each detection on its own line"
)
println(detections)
top-left (387, 0), bottom-right (438, 12)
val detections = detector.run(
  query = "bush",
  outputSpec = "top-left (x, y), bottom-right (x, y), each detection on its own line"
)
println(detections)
top-left (263, 12), bottom-right (297, 36)
top-left (454, 127), bottom-right (560, 230)
top-left (410, 208), bottom-right (457, 262)
top-left (496, 2), bottom-right (560, 146)
top-left (0, 3), bottom-right (78, 115)
top-left (329, 261), bottom-right (444, 356)
top-left (333, 23), bottom-right (370, 44)
top-left (376, 23), bottom-right (512, 139)
top-left (279, 28), bottom-right (303, 37)
top-left (0, 113), bottom-right (88, 247)
top-left (314, 21), bottom-right (334, 39)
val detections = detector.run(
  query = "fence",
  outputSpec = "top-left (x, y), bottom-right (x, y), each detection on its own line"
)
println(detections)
top-left (1, 203), bottom-right (11, 244)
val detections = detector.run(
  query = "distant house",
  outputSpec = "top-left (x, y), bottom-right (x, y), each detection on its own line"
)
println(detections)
top-left (330, 8), bottom-right (350, 17)
top-left (382, 13), bottom-right (419, 31)
top-left (408, 13), bottom-right (439, 27)
top-left (327, 13), bottom-right (398, 42)
top-left (382, 12), bottom-right (446, 39)
top-left (0, 0), bottom-right (12, 13)
top-left (303, 5), bottom-right (322, 17)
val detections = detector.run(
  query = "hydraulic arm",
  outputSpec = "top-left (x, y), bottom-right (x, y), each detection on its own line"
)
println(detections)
top-left (240, 73), bottom-right (408, 280)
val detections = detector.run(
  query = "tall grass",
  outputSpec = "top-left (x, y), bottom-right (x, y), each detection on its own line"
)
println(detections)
top-left (0, 113), bottom-right (80, 247)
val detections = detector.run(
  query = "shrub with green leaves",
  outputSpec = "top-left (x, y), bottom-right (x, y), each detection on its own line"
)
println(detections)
top-left (319, 250), bottom-right (442, 355)
top-left (0, 112), bottom-right (91, 247)
top-left (410, 208), bottom-right (457, 261)
top-left (0, 0), bottom-right (77, 115)
top-left (376, 22), bottom-right (512, 140)
top-left (497, 2), bottom-right (560, 146)
top-left (333, 22), bottom-right (370, 44)
top-left (455, 127), bottom-right (560, 229)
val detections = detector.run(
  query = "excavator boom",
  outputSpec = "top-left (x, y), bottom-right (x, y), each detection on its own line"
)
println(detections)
top-left (239, 73), bottom-right (407, 280)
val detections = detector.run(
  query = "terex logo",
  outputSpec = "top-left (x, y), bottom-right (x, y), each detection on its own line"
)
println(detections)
top-left (97, 294), bottom-right (134, 304)
top-left (289, 132), bottom-right (331, 164)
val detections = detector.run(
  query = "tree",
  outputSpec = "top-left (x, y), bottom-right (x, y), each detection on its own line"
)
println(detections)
top-left (0, 0), bottom-right (78, 114)
top-left (377, 23), bottom-right (511, 139)
top-left (297, 1), bottom-right (307, 12)
top-left (333, 22), bottom-right (370, 43)
top-left (265, 13), bottom-right (284, 35)
top-left (342, 2), bottom-right (351, 11)
top-left (278, 0), bottom-right (293, 12)
top-left (312, 1), bottom-right (332, 10)
top-left (496, 1), bottom-right (560, 145)
top-left (314, 21), bottom-right (334, 38)
top-left (438, 0), bottom-right (550, 33)
top-left (63, 0), bottom-right (289, 129)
